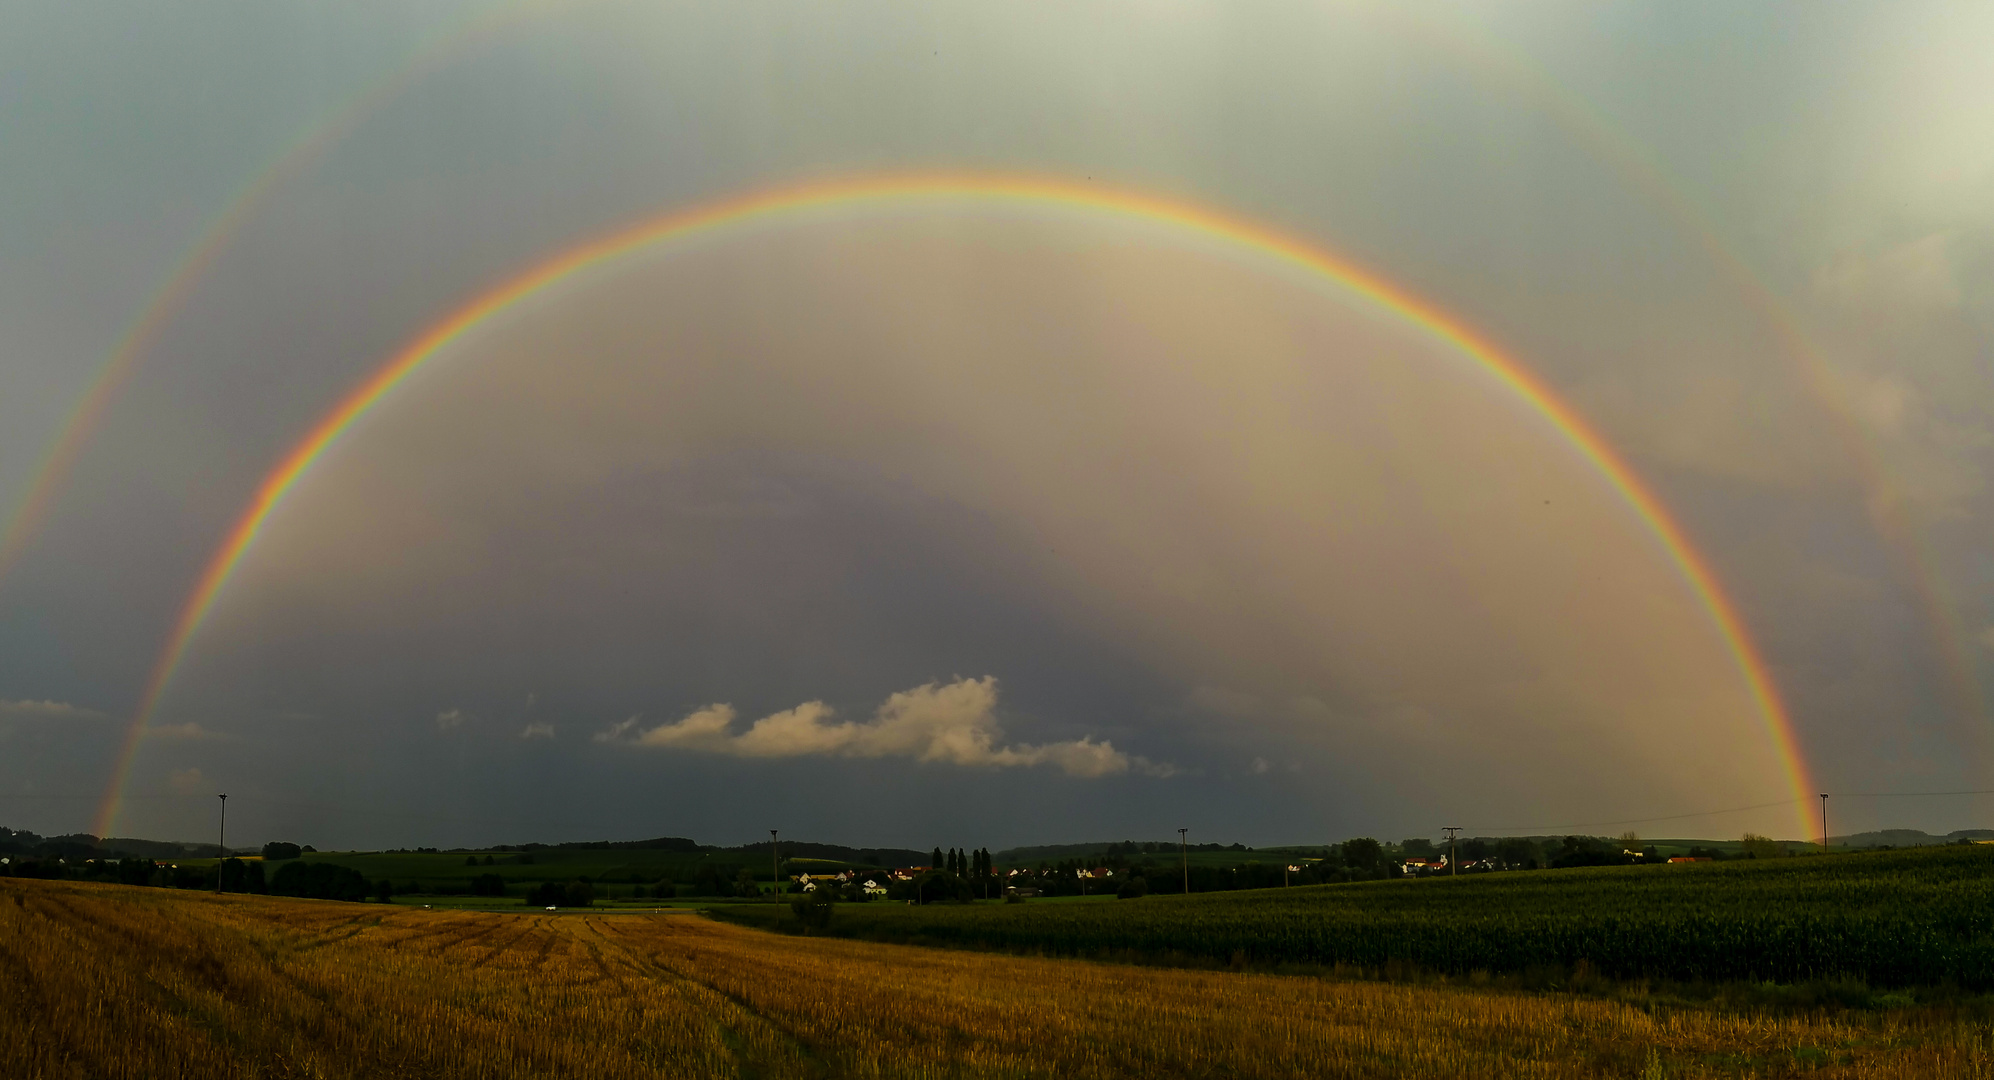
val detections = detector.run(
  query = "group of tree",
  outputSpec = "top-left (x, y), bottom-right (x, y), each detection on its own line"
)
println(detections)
top-left (269, 859), bottom-right (368, 901)
top-left (526, 879), bottom-right (597, 907)
top-left (690, 862), bottom-right (763, 898)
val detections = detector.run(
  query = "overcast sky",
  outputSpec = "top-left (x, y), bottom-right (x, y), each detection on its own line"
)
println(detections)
top-left (2, 1), bottom-right (1991, 850)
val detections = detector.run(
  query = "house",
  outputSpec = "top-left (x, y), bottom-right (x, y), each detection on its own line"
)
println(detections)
top-left (1666, 856), bottom-right (1711, 864)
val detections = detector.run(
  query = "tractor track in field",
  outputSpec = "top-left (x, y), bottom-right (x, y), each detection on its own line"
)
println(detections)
top-left (580, 915), bottom-right (827, 1078)
top-left (466, 914), bottom-right (544, 969)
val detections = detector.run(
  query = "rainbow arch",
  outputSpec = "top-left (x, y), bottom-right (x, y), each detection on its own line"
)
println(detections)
top-left (1382, 5), bottom-right (1988, 766)
top-left (93, 172), bottom-right (1819, 838)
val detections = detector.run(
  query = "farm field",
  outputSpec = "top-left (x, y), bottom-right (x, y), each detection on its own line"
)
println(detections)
top-left (253, 847), bottom-right (791, 895)
top-left (719, 845), bottom-right (1994, 988)
top-left (6, 877), bottom-right (1993, 1079)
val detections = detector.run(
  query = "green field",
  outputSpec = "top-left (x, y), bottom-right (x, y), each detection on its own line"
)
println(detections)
top-left (716, 845), bottom-right (1994, 989)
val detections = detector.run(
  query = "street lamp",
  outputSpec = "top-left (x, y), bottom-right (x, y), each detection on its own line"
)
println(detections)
top-left (1177, 828), bottom-right (1188, 895)
top-left (214, 794), bottom-right (228, 894)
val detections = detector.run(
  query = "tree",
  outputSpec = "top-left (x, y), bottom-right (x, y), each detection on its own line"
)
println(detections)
top-left (791, 882), bottom-right (836, 931)
top-left (271, 860), bottom-right (367, 901)
top-left (889, 868), bottom-right (972, 904)
top-left (1342, 838), bottom-right (1383, 871)
top-left (470, 873), bottom-right (507, 897)
top-left (1401, 838), bottom-right (1437, 859)
top-left (1741, 834), bottom-right (1784, 860)
top-left (931, 847), bottom-right (944, 871)
top-left (219, 857), bottom-right (265, 894)
top-left (690, 863), bottom-right (727, 896)
top-left (374, 879), bottom-right (394, 904)
top-left (526, 879), bottom-right (594, 907)
top-left (262, 842), bottom-right (302, 861)
top-left (1495, 837), bottom-right (1540, 869)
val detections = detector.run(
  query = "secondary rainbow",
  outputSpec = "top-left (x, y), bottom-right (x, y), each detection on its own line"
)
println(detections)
top-left (0, 0), bottom-right (578, 586)
top-left (94, 172), bottom-right (1819, 838)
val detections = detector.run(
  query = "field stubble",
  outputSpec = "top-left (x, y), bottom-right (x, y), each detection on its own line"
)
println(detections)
top-left (4, 878), bottom-right (1990, 1079)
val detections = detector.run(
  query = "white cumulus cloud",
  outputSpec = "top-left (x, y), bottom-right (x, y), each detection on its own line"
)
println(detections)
top-left (436, 708), bottom-right (467, 730)
top-left (520, 722), bottom-right (555, 739)
top-left (148, 722), bottom-right (226, 741)
top-left (598, 677), bottom-right (1173, 778)
top-left (0, 699), bottom-right (106, 720)
top-left (168, 768), bottom-right (208, 796)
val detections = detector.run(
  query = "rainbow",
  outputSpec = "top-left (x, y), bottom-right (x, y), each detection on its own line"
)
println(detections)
top-left (94, 173), bottom-right (1818, 838)
top-left (1384, 5), bottom-right (1989, 767)
top-left (6, 0), bottom-right (1957, 791)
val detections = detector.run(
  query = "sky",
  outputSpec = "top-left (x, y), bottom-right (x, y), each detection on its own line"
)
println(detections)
top-left (1, 1), bottom-right (1991, 850)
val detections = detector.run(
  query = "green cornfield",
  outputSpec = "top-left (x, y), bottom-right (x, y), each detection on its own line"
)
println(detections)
top-left (718, 846), bottom-right (1994, 987)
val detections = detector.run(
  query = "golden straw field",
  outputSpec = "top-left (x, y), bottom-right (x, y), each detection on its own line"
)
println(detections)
top-left (5, 877), bottom-right (1990, 1079)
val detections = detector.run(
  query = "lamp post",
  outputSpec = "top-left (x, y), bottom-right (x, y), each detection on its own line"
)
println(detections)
top-left (770, 830), bottom-right (779, 905)
top-left (215, 793), bottom-right (228, 893)
top-left (1177, 828), bottom-right (1188, 895)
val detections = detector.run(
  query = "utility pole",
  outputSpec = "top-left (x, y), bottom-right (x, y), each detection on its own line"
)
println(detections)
top-left (1443, 827), bottom-right (1461, 877)
top-left (770, 830), bottom-right (779, 905)
top-left (1820, 794), bottom-right (1829, 854)
top-left (215, 793), bottom-right (228, 893)
top-left (1177, 828), bottom-right (1188, 895)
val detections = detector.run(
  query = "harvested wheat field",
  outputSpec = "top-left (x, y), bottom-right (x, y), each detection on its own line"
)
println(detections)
top-left (5, 878), bottom-right (1990, 1079)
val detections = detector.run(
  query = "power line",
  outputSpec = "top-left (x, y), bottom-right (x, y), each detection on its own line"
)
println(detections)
top-left (1473, 788), bottom-right (1994, 836)
top-left (1831, 788), bottom-right (1994, 798)
top-left (1471, 799), bottom-right (1798, 834)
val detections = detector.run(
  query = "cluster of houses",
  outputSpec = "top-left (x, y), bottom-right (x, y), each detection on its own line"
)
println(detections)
top-left (1400, 852), bottom-right (1714, 874)
top-left (796, 852), bottom-right (1724, 896)
top-left (1399, 856), bottom-right (1516, 874)
top-left (791, 864), bottom-right (1130, 899)
top-left (791, 870), bottom-right (891, 896)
